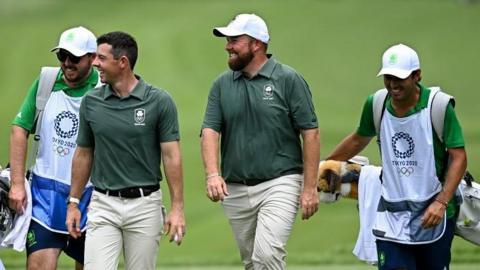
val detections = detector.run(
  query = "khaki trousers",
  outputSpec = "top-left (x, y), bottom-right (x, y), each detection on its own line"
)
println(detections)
top-left (222, 174), bottom-right (303, 270)
top-left (84, 190), bottom-right (164, 270)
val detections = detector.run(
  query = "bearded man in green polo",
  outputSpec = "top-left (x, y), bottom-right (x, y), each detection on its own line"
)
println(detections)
top-left (201, 13), bottom-right (320, 270)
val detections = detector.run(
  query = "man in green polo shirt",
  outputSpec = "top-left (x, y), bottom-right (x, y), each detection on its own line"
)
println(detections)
top-left (327, 44), bottom-right (467, 269)
top-left (9, 26), bottom-right (98, 270)
top-left (201, 14), bottom-right (320, 269)
top-left (65, 31), bottom-right (186, 270)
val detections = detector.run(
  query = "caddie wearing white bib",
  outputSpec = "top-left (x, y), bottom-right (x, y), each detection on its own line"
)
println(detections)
top-left (9, 26), bottom-right (99, 270)
top-left (327, 44), bottom-right (467, 270)
top-left (374, 87), bottom-right (445, 244)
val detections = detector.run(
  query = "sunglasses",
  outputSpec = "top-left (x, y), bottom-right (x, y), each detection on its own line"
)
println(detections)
top-left (56, 50), bottom-right (84, 64)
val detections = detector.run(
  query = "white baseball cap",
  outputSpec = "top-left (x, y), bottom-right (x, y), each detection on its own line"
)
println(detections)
top-left (51, 26), bottom-right (97, 56)
top-left (213, 13), bottom-right (270, 44)
top-left (377, 44), bottom-right (420, 79)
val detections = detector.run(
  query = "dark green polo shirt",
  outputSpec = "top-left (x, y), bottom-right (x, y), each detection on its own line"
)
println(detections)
top-left (202, 56), bottom-right (318, 183)
top-left (77, 77), bottom-right (180, 190)
top-left (356, 83), bottom-right (465, 218)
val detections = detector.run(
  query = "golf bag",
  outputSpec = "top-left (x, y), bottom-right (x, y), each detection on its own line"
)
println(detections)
top-left (0, 167), bottom-right (15, 242)
top-left (456, 171), bottom-right (480, 245)
top-left (318, 159), bottom-right (480, 246)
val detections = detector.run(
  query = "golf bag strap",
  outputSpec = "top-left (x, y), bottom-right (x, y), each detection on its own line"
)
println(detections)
top-left (26, 67), bottom-right (60, 170)
top-left (464, 171), bottom-right (474, 187)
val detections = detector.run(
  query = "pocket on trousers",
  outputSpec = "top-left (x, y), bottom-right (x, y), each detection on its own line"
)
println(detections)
top-left (90, 191), bottom-right (100, 203)
top-left (145, 189), bottom-right (162, 204)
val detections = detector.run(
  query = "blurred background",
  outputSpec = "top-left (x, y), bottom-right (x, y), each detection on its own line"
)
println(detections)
top-left (0, 0), bottom-right (479, 269)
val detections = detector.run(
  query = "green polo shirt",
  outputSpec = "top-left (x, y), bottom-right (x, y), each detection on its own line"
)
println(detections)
top-left (12, 68), bottom-right (99, 132)
top-left (202, 56), bottom-right (318, 184)
top-left (356, 83), bottom-right (465, 218)
top-left (77, 77), bottom-right (180, 190)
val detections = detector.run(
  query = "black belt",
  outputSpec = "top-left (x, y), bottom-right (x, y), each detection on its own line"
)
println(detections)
top-left (229, 171), bottom-right (303, 186)
top-left (94, 184), bottom-right (159, 198)
top-left (241, 179), bottom-right (268, 186)
top-left (226, 178), bottom-right (270, 186)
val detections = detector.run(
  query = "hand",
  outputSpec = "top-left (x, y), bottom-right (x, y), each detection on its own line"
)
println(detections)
top-left (164, 207), bottom-right (186, 246)
top-left (421, 200), bottom-right (446, 229)
top-left (66, 203), bottom-right (82, 239)
top-left (8, 181), bottom-right (26, 214)
top-left (206, 175), bottom-right (229, 202)
top-left (300, 186), bottom-right (319, 220)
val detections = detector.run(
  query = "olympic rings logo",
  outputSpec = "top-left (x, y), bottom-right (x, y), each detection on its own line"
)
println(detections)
top-left (54, 111), bottom-right (79, 139)
top-left (397, 166), bottom-right (414, 177)
top-left (52, 145), bottom-right (70, 157)
top-left (391, 132), bottom-right (415, 159)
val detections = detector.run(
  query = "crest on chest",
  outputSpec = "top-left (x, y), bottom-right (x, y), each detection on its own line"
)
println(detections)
top-left (262, 83), bottom-right (275, 100)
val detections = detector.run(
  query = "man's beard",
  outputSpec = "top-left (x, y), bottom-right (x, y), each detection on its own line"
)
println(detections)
top-left (62, 65), bottom-right (90, 84)
top-left (228, 50), bottom-right (254, 71)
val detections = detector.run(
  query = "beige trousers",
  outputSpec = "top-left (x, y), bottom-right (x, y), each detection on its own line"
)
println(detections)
top-left (222, 174), bottom-right (303, 270)
top-left (84, 190), bottom-right (164, 270)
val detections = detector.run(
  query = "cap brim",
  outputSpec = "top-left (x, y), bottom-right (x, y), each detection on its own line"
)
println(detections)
top-left (50, 45), bottom-right (88, 57)
top-left (376, 68), bottom-right (412, 79)
top-left (213, 27), bottom-right (245, 38)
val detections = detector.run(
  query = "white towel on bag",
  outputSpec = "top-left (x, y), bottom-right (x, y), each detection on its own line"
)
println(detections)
top-left (0, 169), bottom-right (32, 252)
top-left (353, 165), bottom-right (382, 264)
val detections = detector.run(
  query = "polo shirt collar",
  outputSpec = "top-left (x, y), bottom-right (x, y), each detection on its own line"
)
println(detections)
top-left (103, 75), bottom-right (147, 100)
top-left (416, 82), bottom-right (430, 110)
top-left (54, 67), bottom-right (99, 91)
top-left (233, 54), bottom-right (276, 80)
top-left (386, 82), bottom-right (430, 116)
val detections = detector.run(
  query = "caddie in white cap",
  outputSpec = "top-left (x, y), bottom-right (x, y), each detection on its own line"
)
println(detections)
top-left (327, 42), bottom-right (467, 270)
top-left (202, 13), bottom-right (320, 270)
top-left (50, 26), bottom-right (98, 85)
top-left (9, 26), bottom-right (100, 270)
top-left (51, 26), bottom-right (97, 57)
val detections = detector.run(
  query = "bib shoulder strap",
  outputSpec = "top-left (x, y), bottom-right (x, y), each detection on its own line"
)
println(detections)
top-left (372, 88), bottom-right (388, 135)
top-left (27, 67), bottom-right (60, 170)
top-left (429, 86), bottom-right (454, 143)
top-left (36, 67), bottom-right (60, 111)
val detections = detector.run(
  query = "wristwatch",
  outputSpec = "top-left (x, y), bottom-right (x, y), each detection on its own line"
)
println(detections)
top-left (67, 196), bottom-right (80, 205)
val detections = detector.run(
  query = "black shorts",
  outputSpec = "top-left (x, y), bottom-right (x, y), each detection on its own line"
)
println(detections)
top-left (376, 217), bottom-right (456, 270)
top-left (26, 220), bottom-right (85, 264)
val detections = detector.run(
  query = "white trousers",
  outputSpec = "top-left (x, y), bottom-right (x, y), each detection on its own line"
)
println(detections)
top-left (84, 190), bottom-right (164, 270)
top-left (222, 174), bottom-right (302, 270)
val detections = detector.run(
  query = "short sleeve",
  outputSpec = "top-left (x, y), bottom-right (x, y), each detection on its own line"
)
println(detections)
top-left (158, 93), bottom-right (180, 142)
top-left (287, 73), bottom-right (318, 129)
top-left (356, 95), bottom-right (376, 137)
top-left (201, 79), bottom-right (223, 132)
top-left (76, 96), bottom-right (94, 147)
top-left (443, 101), bottom-right (465, 149)
top-left (12, 78), bottom-right (40, 132)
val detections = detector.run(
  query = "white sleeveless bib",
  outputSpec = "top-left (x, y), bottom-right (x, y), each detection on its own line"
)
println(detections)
top-left (32, 91), bottom-right (90, 186)
top-left (373, 90), bottom-right (446, 244)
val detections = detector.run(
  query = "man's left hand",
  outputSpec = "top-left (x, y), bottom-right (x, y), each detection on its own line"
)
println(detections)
top-left (164, 207), bottom-right (186, 245)
top-left (421, 200), bottom-right (446, 228)
top-left (66, 203), bottom-right (82, 239)
top-left (300, 186), bottom-right (319, 220)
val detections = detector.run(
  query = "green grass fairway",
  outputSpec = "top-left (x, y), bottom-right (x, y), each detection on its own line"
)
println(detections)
top-left (1, 259), bottom-right (480, 270)
top-left (164, 267), bottom-right (479, 270)
top-left (1, 0), bottom-right (479, 268)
